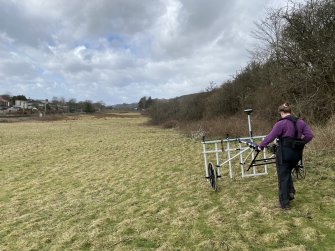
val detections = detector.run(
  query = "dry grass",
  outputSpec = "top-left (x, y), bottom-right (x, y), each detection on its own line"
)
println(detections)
top-left (309, 116), bottom-right (335, 153)
top-left (177, 114), bottom-right (274, 140)
top-left (0, 114), bottom-right (334, 250)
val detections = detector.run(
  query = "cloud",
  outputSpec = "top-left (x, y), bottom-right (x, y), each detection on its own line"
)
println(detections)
top-left (0, 0), bottom-right (289, 104)
top-left (0, 1), bottom-right (55, 47)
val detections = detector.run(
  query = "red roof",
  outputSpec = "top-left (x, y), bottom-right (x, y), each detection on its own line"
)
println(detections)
top-left (0, 97), bottom-right (9, 102)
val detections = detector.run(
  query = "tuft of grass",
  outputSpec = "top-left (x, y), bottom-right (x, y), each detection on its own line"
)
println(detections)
top-left (0, 114), bottom-right (334, 250)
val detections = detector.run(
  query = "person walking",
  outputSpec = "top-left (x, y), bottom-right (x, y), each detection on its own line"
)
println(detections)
top-left (258, 103), bottom-right (314, 209)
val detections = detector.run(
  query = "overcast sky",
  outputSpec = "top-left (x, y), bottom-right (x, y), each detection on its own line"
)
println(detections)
top-left (0, 0), bottom-right (290, 105)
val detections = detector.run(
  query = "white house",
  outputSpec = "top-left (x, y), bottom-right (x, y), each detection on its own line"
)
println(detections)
top-left (15, 100), bottom-right (28, 109)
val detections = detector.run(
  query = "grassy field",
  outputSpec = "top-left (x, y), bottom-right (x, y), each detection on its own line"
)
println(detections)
top-left (0, 114), bottom-right (334, 250)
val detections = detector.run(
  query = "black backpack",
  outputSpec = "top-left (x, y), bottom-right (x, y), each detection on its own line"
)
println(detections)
top-left (279, 116), bottom-right (305, 163)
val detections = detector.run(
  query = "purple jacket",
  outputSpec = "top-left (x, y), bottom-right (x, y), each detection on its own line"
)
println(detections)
top-left (259, 115), bottom-right (314, 150)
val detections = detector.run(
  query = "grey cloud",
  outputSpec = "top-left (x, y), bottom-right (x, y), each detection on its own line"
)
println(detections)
top-left (0, 0), bottom-right (288, 104)
top-left (0, 59), bottom-right (38, 79)
top-left (0, 1), bottom-right (55, 47)
top-left (48, 0), bottom-right (163, 42)
top-left (64, 61), bottom-right (93, 74)
top-left (150, 0), bottom-right (273, 60)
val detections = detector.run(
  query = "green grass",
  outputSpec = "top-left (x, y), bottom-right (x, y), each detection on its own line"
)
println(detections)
top-left (0, 114), bottom-right (334, 250)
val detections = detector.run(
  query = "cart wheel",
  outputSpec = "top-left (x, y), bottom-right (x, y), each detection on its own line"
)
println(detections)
top-left (292, 164), bottom-right (306, 180)
top-left (207, 162), bottom-right (218, 191)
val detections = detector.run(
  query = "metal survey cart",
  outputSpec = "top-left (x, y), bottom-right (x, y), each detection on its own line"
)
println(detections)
top-left (201, 108), bottom-right (305, 191)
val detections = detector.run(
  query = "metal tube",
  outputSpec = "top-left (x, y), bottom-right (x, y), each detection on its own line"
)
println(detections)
top-left (227, 139), bottom-right (232, 178)
top-left (202, 135), bottom-right (265, 145)
top-left (247, 114), bottom-right (253, 139)
top-left (244, 108), bottom-right (253, 139)
top-left (202, 142), bottom-right (209, 178)
top-left (239, 141), bottom-right (245, 177)
top-left (215, 143), bottom-right (221, 177)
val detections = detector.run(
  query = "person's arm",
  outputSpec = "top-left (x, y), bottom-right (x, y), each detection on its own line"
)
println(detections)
top-left (259, 122), bottom-right (283, 150)
top-left (301, 122), bottom-right (314, 143)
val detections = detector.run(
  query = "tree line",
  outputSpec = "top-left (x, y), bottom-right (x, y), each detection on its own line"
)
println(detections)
top-left (0, 94), bottom-right (106, 114)
top-left (141, 0), bottom-right (334, 126)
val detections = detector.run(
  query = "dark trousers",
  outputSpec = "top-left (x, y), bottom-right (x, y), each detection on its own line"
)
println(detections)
top-left (276, 146), bottom-right (296, 208)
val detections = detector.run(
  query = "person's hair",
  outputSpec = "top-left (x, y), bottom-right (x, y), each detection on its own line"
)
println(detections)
top-left (278, 102), bottom-right (292, 113)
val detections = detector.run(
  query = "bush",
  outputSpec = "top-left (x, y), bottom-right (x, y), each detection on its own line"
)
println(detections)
top-left (162, 120), bottom-right (179, 129)
top-left (309, 116), bottom-right (335, 154)
top-left (178, 113), bottom-right (273, 139)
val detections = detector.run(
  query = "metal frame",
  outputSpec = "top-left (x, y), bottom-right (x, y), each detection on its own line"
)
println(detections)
top-left (201, 108), bottom-right (306, 191)
top-left (201, 108), bottom-right (278, 190)
top-left (202, 136), bottom-right (276, 179)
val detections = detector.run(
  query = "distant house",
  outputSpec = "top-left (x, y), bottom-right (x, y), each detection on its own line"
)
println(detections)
top-left (15, 100), bottom-right (28, 109)
top-left (0, 97), bottom-right (9, 107)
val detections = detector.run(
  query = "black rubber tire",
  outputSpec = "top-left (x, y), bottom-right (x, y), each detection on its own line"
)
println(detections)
top-left (208, 162), bottom-right (218, 191)
top-left (292, 164), bottom-right (306, 180)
